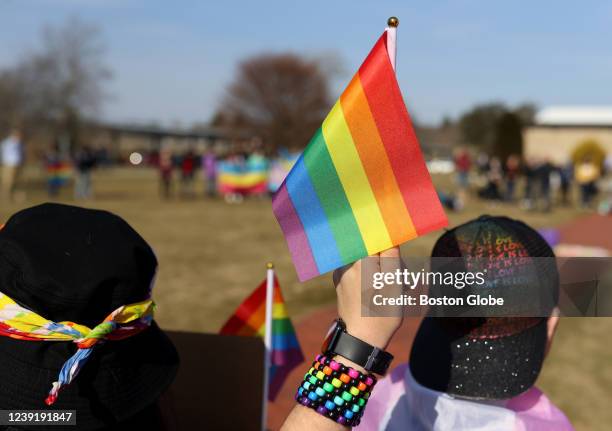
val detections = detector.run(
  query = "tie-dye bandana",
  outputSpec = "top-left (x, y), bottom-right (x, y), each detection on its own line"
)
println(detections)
top-left (0, 291), bottom-right (154, 405)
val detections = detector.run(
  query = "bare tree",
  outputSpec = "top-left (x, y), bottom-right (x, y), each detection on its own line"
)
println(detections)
top-left (214, 53), bottom-right (332, 151)
top-left (458, 102), bottom-right (507, 151)
top-left (0, 70), bottom-right (25, 133)
top-left (458, 102), bottom-right (536, 158)
top-left (0, 17), bottom-right (111, 148)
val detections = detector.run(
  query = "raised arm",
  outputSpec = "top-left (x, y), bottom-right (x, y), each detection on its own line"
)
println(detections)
top-left (281, 247), bottom-right (403, 430)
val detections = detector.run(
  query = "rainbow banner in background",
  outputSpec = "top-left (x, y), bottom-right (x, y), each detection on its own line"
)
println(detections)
top-left (272, 31), bottom-right (447, 281)
top-left (217, 154), bottom-right (269, 195)
top-left (219, 276), bottom-right (303, 400)
top-left (268, 150), bottom-right (300, 193)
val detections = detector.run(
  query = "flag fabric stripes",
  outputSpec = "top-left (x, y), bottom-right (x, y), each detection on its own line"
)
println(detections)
top-left (219, 276), bottom-right (304, 400)
top-left (272, 30), bottom-right (448, 281)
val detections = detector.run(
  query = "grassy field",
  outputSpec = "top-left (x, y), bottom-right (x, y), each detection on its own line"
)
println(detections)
top-left (1, 167), bottom-right (611, 430)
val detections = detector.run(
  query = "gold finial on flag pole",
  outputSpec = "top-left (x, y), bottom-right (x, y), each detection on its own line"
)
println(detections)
top-left (386, 17), bottom-right (398, 71)
top-left (266, 262), bottom-right (274, 269)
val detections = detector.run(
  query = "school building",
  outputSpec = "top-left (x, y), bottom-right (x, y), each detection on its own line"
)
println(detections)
top-left (89, 123), bottom-right (234, 160)
top-left (523, 106), bottom-right (612, 164)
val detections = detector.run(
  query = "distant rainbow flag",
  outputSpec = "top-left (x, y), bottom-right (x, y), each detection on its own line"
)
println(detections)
top-left (46, 161), bottom-right (71, 186)
top-left (220, 273), bottom-right (303, 400)
top-left (272, 29), bottom-right (447, 281)
top-left (218, 154), bottom-right (268, 195)
top-left (268, 150), bottom-right (300, 193)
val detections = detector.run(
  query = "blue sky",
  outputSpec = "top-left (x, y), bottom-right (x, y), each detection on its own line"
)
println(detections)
top-left (1, 0), bottom-right (611, 126)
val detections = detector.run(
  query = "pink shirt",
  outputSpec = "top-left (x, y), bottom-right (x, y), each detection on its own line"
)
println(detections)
top-left (357, 363), bottom-right (574, 431)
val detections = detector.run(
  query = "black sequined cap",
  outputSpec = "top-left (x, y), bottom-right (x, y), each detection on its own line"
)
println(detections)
top-left (409, 215), bottom-right (558, 400)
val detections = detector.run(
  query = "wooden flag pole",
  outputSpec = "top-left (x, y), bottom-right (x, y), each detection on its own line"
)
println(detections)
top-left (261, 262), bottom-right (275, 431)
top-left (386, 16), bottom-right (399, 71)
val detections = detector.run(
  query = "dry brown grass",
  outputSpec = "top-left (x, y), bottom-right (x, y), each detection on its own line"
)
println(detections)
top-left (1, 167), bottom-right (610, 430)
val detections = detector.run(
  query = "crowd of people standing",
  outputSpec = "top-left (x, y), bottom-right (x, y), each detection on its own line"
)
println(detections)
top-left (453, 147), bottom-right (611, 213)
top-left (156, 148), bottom-right (214, 200)
top-left (5, 127), bottom-right (611, 214)
top-left (153, 145), bottom-right (293, 203)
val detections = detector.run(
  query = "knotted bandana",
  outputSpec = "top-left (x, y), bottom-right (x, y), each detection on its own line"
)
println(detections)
top-left (0, 291), bottom-right (154, 405)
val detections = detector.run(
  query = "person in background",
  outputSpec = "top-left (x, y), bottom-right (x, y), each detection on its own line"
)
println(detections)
top-left (158, 147), bottom-right (174, 199)
top-left (558, 160), bottom-right (573, 206)
top-left (599, 154), bottom-right (612, 215)
top-left (74, 145), bottom-right (97, 200)
top-left (477, 156), bottom-right (502, 201)
top-left (504, 154), bottom-right (520, 202)
top-left (575, 155), bottom-right (601, 209)
top-left (202, 148), bottom-right (218, 198)
top-left (0, 128), bottom-right (23, 201)
top-left (475, 152), bottom-right (490, 176)
top-left (604, 153), bottom-right (612, 177)
top-left (473, 152), bottom-right (490, 196)
top-left (45, 142), bottom-right (67, 198)
top-left (535, 158), bottom-right (554, 212)
top-left (453, 147), bottom-right (471, 190)
top-left (598, 174), bottom-right (612, 215)
top-left (437, 190), bottom-right (464, 212)
top-left (522, 158), bottom-right (537, 210)
top-left (180, 149), bottom-right (196, 198)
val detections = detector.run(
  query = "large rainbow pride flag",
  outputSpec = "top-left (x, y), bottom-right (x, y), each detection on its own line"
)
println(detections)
top-left (219, 276), bottom-right (303, 400)
top-left (272, 30), bottom-right (447, 281)
top-left (217, 154), bottom-right (269, 195)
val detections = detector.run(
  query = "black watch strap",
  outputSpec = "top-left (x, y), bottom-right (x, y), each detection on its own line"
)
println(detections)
top-left (322, 320), bottom-right (394, 375)
top-left (333, 331), bottom-right (393, 375)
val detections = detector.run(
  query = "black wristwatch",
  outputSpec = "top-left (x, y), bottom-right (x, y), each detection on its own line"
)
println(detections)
top-left (321, 318), bottom-right (394, 375)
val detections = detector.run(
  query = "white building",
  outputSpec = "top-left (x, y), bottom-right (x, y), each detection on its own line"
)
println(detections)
top-left (523, 106), bottom-right (612, 164)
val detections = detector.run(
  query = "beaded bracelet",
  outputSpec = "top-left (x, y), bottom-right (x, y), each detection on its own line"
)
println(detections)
top-left (295, 354), bottom-right (377, 427)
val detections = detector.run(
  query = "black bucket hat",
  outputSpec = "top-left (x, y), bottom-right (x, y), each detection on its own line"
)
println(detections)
top-left (0, 203), bottom-right (178, 429)
top-left (409, 215), bottom-right (558, 400)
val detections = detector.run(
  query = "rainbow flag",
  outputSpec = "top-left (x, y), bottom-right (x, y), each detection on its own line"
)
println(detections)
top-left (219, 276), bottom-right (303, 400)
top-left (218, 154), bottom-right (269, 195)
top-left (272, 30), bottom-right (447, 281)
top-left (46, 161), bottom-right (71, 186)
top-left (268, 150), bottom-right (300, 193)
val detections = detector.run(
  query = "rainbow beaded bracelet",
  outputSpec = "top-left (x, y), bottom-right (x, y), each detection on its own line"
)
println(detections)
top-left (295, 354), bottom-right (377, 427)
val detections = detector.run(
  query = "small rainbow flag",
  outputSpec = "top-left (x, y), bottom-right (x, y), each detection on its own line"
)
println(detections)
top-left (46, 161), bottom-right (72, 186)
top-left (272, 30), bottom-right (447, 281)
top-left (220, 275), bottom-right (303, 400)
